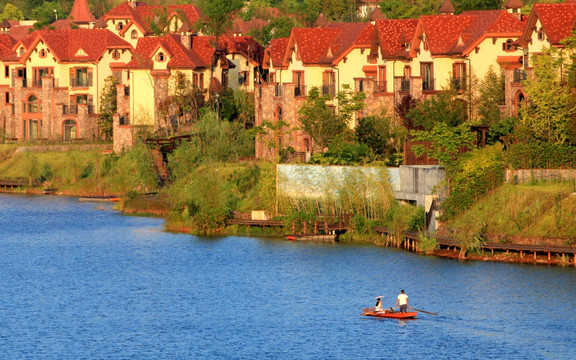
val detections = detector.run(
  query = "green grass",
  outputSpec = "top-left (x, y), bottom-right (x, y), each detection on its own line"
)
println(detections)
top-left (446, 182), bottom-right (576, 239)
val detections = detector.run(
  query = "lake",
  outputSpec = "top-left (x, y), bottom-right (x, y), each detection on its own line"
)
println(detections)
top-left (0, 194), bottom-right (574, 359)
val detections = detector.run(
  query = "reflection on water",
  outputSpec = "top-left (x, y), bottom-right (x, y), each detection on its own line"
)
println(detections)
top-left (0, 194), bottom-right (575, 359)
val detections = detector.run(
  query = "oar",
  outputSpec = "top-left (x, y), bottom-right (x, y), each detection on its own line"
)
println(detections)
top-left (410, 307), bottom-right (437, 315)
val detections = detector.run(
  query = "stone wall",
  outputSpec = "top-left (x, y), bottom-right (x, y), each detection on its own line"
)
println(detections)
top-left (506, 169), bottom-right (576, 184)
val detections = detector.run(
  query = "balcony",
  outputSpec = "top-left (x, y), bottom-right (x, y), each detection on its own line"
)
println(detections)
top-left (375, 81), bottom-right (387, 93)
top-left (451, 77), bottom-right (466, 91)
top-left (513, 69), bottom-right (527, 83)
top-left (400, 79), bottom-right (410, 92)
top-left (70, 77), bottom-right (92, 88)
top-left (422, 78), bottom-right (435, 91)
top-left (321, 85), bottom-right (335, 97)
top-left (62, 105), bottom-right (78, 114)
top-left (294, 85), bottom-right (306, 97)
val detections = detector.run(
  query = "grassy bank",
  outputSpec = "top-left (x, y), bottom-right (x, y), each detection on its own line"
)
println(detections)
top-left (443, 181), bottom-right (576, 244)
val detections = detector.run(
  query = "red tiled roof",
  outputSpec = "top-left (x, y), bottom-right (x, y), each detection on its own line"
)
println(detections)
top-left (292, 28), bottom-right (341, 64)
top-left (533, 3), bottom-right (576, 45)
top-left (4, 21), bottom-right (33, 41)
top-left (125, 34), bottom-right (214, 70)
top-left (419, 15), bottom-right (476, 55)
top-left (104, 2), bottom-right (201, 34)
top-left (219, 35), bottom-right (264, 64)
top-left (20, 29), bottom-right (132, 63)
top-left (266, 37), bottom-right (289, 69)
top-left (375, 19), bottom-right (418, 58)
top-left (290, 24), bottom-right (370, 65)
top-left (68, 0), bottom-right (96, 23)
top-left (0, 34), bottom-right (17, 61)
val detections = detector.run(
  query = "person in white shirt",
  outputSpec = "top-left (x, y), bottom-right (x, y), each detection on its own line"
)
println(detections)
top-left (374, 297), bottom-right (383, 312)
top-left (394, 290), bottom-right (409, 313)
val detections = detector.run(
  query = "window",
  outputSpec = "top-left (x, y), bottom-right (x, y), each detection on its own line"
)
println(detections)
top-left (33, 67), bottom-right (53, 87)
top-left (4, 65), bottom-right (8, 78)
top-left (116, 22), bottom-right (124, 30)
top-left (452, 63), bottom-right (466, 90)
top-left (238, 71), bottom-right (249, 86)
top-left (276, 105), bottom-right (282, 123)
top-left (76, 95), bottom-right (88, 104)
top-left (157, 52), bottom-right (165, 62)
top-left (63, 120), bottom-right (77, 141)
top-left (72, 68), bottom-right (90, 87)
top-left (322, 71), bottom-right (335, 97)
top-left (112, 50), bottom-right (120, 60)
top-left (131, 30), bottom-right (138, 39)
top-left (503, 39), bottom-right (515, 52)
top-left (39, 49), bottom-right (46, 58)
top-left (27, 95), bottom-right (38, 113)
top-left (199, 74), bottom-right (204, 90)
top-left (376, 66), bottom-right (386, 93)
top-left (293, 71), bottom-right (304, 96)
top-left (421, 62), bottom-right (434, 91)
top-left (5, 91), bottom-right (9, 103)
top-left (537, 28), bottom-right (545, 41)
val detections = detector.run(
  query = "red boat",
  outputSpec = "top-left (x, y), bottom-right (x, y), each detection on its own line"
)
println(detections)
top-left (362, 308), bottom-right (417, 319)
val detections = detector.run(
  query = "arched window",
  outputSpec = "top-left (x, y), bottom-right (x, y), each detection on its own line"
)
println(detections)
top-left (304, 138), bottom-right (311, 152)
top-left (112, 50), bottom-right (120, 60)
top-left (26, 95), bottom-right (38, 113)
top-left (157, 52), bottom-right (165, 62)
top-left (117, 22), bottom-right (124, 30)
top-left (276, 105), bottom-right (282, 123)
top-left (63, 120), bottom-right (77, 141)
top-left (131, 30), bottom-right (138, 39)
top-left (504, 39), bottom-right (514, 52)
top-left (514, 91), bottom-right (525, 115)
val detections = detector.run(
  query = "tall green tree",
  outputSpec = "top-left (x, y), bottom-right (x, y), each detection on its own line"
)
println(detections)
top-left (1, 3), bottom-right (24, 20)
top-left (477, 66), bottom-right (505, 126)
top-left (32, 2), bottom-right (66, 29)
top-left (298, 85), bottom-right (365, 151)
top-left (98, 76), bottom-right (119, 141)
top-left (520, 47), bottom-right (575, 144)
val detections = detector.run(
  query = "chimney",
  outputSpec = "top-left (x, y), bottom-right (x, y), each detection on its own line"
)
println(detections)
top-left (179, 20), bottom-right (192, 50)
top-left (129, 0), bottom-right (137, 10)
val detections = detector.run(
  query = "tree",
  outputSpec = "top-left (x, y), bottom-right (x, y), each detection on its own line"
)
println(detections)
top-left (406, 89), bottom-right (468, 130)
top-left (411, 122), bottom-right (476, 192)
top-left (1, 3), bottom-right (24, 20)
top-left (98, 76), bottom-right (119, 141)
top-left (32, 2), bottom-right (66, 29)
top-left (195, 0), bottom-right (245, 97)
top-left (298, 85), bottom-right (365, 151)
top-left (520, 47), bottom-right (575, 144)
top-left (477, 66), bottom-right (505, 126)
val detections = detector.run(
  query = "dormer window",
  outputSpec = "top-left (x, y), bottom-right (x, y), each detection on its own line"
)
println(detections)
top-left (157, 52), bottom-right (165, 62)
top-left (19, 47), bottom-right (24, 56)
top-left (537, 28), bottom-right (545, 41)
top-left (131, 30), bottom-right (137, 39)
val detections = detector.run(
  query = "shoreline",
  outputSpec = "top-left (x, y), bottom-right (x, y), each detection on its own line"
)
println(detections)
top-left (2, 189), bottom-right (575, 267)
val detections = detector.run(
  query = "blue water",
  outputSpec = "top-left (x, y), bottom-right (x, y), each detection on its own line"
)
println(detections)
top-left (0, 194), bottom-right (575, 359)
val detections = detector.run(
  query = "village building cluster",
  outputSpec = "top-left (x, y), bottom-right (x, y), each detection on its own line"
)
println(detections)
top-left (0, 0), bottom-right (574, 158)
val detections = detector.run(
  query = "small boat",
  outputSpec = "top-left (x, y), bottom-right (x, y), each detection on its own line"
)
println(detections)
top-left (78, 195), bottom-right (121, 203)
top-left (361, 307), bottom-right (417, 319)
top-left (285, 234), bottom-right (337, 242)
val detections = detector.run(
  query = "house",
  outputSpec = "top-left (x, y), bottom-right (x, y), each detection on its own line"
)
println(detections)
top-left (113, 32), bottom-right (225, 152)
top-left (256, 22), bottom-right (373, 159)
top-left (1, 29), bottom-right (132, 142)
top-left (100, 0), bottom-right (202, 47)
top-left (507, 1), bottom-right (576, 115)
